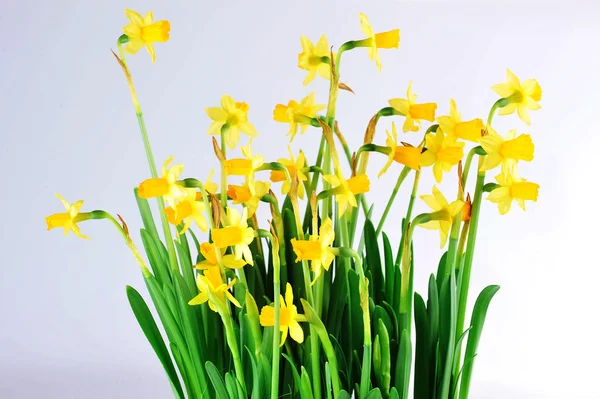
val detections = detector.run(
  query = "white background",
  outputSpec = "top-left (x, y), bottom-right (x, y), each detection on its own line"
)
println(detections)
top-left (1, 0), bottom-right (599, 398)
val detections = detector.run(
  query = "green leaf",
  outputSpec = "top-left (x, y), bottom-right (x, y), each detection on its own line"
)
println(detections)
top-left (134, 188), bottom-right (159, 242)
top-left (439, 272), bottom-right (457, 399)
top-left (389, 387), bottom-right (400, 399)
top-left (413, 292), bottom-right (429, 399)
top-left (225, 372), bottom-right (238, 399)
top-left (299, 366), bottom-right (315, 399)
top-left (394, 329), bottom-right (411, 399)
top-left (206, 361), bottom-right (230, 399)
top-left (338, 390), bottom-right (352, 399)
top-left (376, 319), bottom-right (391, 395)
top-left (175, 240), bottom-right (197, 300)
top-left (140, 229), bottom-right (170, 287)
top-left (364, 219), bottom-right (384, 304)
top-left (382, 232), bottom-right (395, 304)
top-left (365, 388), bottom-right (383, 399)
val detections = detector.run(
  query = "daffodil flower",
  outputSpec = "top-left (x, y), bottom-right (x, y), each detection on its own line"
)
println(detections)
top-left (196, 242), bottom-right (246, 270)
top-left (358, 13), bottom-right (400, 71)
top-left (420, 130), bottom-right (465, 183)
top-left (223, 139), bottom-right (264, 179)
top-left (227, 180), bottom-right (270, 217)
top-left (419, 186), bottom-right (465, 248)
top-left (273, 93), bottom-right (325, 141)
top-left (211, 207), bottom-right (255, 265)
top-left (122, 9), bottom-right (170, 63)
top-left (259, 283), bottom-right (306, 346)
top-left (270, 147), bottom-right (308, 199)
top-left (492, 69), bottom-right (542, 125)
top-left (487, 172), bottom-right (539, 215)
top-left (379, 121), bottom-right (422, 177)
top-left (479, 127), bottom-right (534, 176)
top-left (206, 95), bottom-right (258, 149)
top-left (389, 82), bottom-right (437, 133)
top-left (436, 99), bottom-right (485, 142)
top-left (298, 35), bottom-right (332, 86)
top-left (323, 173), bottom-right (370, 217)
top-left (290, 218), bottom-right (335, 284)
top-left (45, 194), bottom-right (90, 239)
top-left (138, 156), bottom-right (188, 207)
top-left (189, 266), bottom-right (241, 312)
top-left (164, 188), bottom-right (208, 234)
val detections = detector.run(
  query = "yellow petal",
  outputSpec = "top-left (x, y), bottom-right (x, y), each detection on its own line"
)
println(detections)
top-left (374, 29), bottom-right (400, 49)
top-left (125, 9), bottom-right (143, 25)
top-left (288, 320), bottom-right (304, 344)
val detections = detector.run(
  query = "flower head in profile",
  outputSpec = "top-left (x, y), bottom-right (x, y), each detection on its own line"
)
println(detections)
top-left (260, 283), bottom-right (306, 346)
top-left (138, 156), bottom-right (188, 207)
top-left (358, 13), bottom-right (400, 71)
top-left (227, 180), bottom-right (270, 217)
top-left (223, 139), bottom-right (264, 179)
top-left (122, 9), bottom-right (170, 63)
top-left (479, 127), bottom-right (534, 176)
top-left (487, 172), bottom-right (539, 215)
top-left (492, 69), bottom-right (542, 125)
top-left (419, 186), bottom-right (465, 248)
top-left (436, 99), bottom-right (485, 142)
top-left (189, 266), bottom-right (240, 312)
top-left (291, 218), bottom-right (335, 284)
top-left (45, 194), bottom-right (90, 239)
top-left (323, 173), bottom-right (370, 217)
top-left (211, 207), bottom-right (255, 265)
top-left (273, 93), bottom-right (325, 141)
top-left (389, 82), bottom-right (437, 133)
top-left (379, 122), bottom-right (422, 177)
top-left (164, 188), bottom-right (208, 234)
top-left (205, 95), bottom-right (258, 149)
top-left (420, 130), bottom-right (465, 183)
top-left (298, 35), bottom-right (332, 86)
top-left (270, 147), bottom-right (308, 199)
top-left (196, 242), bottom-right (246, 270)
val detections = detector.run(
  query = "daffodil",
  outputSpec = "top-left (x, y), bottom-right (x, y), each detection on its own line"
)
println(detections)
top-left (379, 122), bottom-right (422, 177)
top-left (270, 147), bottom-right (308, 199)
top-left (189, 266), bottom-right (241, 312)
top-left (227, 180), bottom-right (270, 217)
top-left (196, 242), bottom-right (246, 270)
top-left (223, 139), bottom-right (264, 178)
top-left (358, 13), bottom-right (400, 71)
top-left (298, 35), bottom-right (331, 86)
top-left (259, 283), bottom-right (306, 346)
top-left (290, 218), bottom-right (335, 284)
top-left (164, 188), bottom-right (208, 234)
top-left (487, 172), bottom-right (539, 215)
top-left (420, 130), bottom-right (465, 183)
top-left (206, 95), bottom-right (258, 149)
top-left (195, 169), bottom-right (218, 199)
top-left (122, 9), bottom-right (170, 63)
top-left (389, 82), bottom-right (437, 133)
top-left (45, 194), bottom-right (90, 239)
top-left (492, 69), bottom-right (542, 125)
top-left (323, 173), bottom-right (370, 217)
top-left (419, 186), bottom-right (465, 248)
top-left (211, 207), bottom-right (255, 265)
top-left (479, 127), bottom-right (534, 176)
top-left (138, 156), bottom-right (188, 207)
top-left (273, 93), bottom-right (325, 141)
top-left (436, 99), bottom-right (485, 142)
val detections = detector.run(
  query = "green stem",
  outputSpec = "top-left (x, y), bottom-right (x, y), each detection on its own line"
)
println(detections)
top-left (221, 308), bottom-right (246, 390)
top-left (375, 166), bottom-right (411, 236)
top-left (395, 168), bottom-right (421, 268)
top-left (220, 131), bottom-right (228, 213)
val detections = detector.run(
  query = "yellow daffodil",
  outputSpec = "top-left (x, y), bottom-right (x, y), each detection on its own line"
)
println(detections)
top-left (224, 139), bottom-right (264, 178)
top-left (211, 207), bottom-right (255, 265)
top-left (195, 169), bottom-right (218, 199)
top-left (273, 93), bottom-right (325, 141)
top-left (164, 188), bottom-right (208, 234)
top-left (487, 172), bottom-right (539, 215)
top-left (436, 99), bottom-right (485, 142)
top-left (138, 156), bottom-right (188, 207)
top-left (389, 82), bottom-right (437, 133)
top-left (479, 127), bottom-right (534, 176)
top-left (205, 95), bottom-right (258, 149)
top-left (358, 13), bottom-right (400, 71)
top-left (419, 186), bottom-right (465, 248)
top-left (227, 180), bottom-right (270, 217)
top-left (298, 35), bottom-right (331, 86)
top-left (420, 130), bottom-right (465, 183)
top-left (196, 242), bottom-right (246, 270)
top-left (122, 9), bottom-right (170, 63)
top-left (189, 266), bottom-right (241, 312)
top-left (379, 122), bottom-right (422, 177)
top-left (323, 173), bottom-right (370, 217)
top-left (290, 218), bottom-right (335, 284)
top-left (259, 283), bottom-right (306, 346)
top-left (270, 147), bottom-right (308, 199)
top-left (45, 194), bottom-right (90, 239)
top-left (492, 69), bottom-right (542, 125)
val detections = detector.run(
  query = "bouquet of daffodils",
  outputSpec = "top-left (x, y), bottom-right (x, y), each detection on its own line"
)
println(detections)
top-left (46, 9), bottom-right (541, 399)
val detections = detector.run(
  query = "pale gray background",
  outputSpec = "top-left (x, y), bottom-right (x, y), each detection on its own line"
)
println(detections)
top-left (1, 0), bottom-right (599, 398)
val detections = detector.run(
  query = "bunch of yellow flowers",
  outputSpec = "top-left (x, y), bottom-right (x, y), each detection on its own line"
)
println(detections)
top-left (46, 9), bottom-right (541, 399)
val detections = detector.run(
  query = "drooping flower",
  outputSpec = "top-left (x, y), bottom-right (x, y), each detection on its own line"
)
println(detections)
top-left (196, 242), bottom-right (246, 270)
top-left (138, 156), bottom-right (188, 207)
top-left (205, 95), bottom-right (258, 149)
top-left (492, 69), bottom-right (542, 125)
top-left (122, 9), bottom-right (170, 62)
top-left (420, 130), bottom-right (465, 183)
top-left (358, 13), bottom-right (400, 71)
top-left (379, 121), bottom-right (422, 177)
top-left (290, 218), bottom-right (335, 284)
top-left (223, 139), bottom-right (264, 179)
top-left (259, 283), bottom-right (306, 346)
top-left (479, 127), bottom-right (534, 176)
top-left (211, 207), bottom-right (255, 265)
top-left (164, 188), bottom-right (208, 234)
top-left (273, 93), bottom-right (325, 141)
top-left (436, 99), bottom-right (485, 142)
top-left (298, 35), bottom-right (332, 86)
top-left (270, 147), bottom-right (308, 199)
top-left (419, 186), bottom-right (465, 248)
top-left (323, 173), bottom-right (370, 216)
top-left (227, 180), bottom-right (270, 217)
top-left (189, 266), bottom-right (241, 312)
top-left (487, 172), bottom-right (539, 215)
top-left (389, 82), bottom-right (437, 133)
top-left (45, 194), bottom-right (90, 239)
